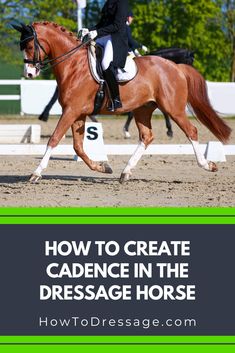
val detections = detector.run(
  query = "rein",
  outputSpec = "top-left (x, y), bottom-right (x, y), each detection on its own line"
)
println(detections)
top-left (23, 25), bottom-right (89, 71)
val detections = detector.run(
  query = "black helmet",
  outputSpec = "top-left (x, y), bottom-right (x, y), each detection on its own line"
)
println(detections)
top-left (127, 10), bottom-right (134, 17)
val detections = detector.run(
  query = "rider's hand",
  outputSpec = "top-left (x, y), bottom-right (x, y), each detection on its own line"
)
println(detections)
top-left (82, 30), bottom-right (98, 43)
top-left (134, 49), bottom-right (141, 57)
top-left (141, 45), bottom-right (148, 53)
top-left (88, 30), bottom-right (98, 40)
top-left (78, 28), bottom-right (89, 39)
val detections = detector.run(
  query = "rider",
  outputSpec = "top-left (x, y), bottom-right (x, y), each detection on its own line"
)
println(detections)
top-left (126, 10), bottom-right (148, 57)
top-left (123, 10), bottom-right (148, 138)
top-left (81, 0), bottom-right (129, 112)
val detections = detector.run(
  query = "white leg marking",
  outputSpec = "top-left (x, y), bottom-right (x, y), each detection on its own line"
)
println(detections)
top-left (123, 128), bottom-right (131, 139)
top-left (190, 139), bottom-right (210, 170)
top-left (34, 146), bottom-right (53, 176)
top-left (123, 141), bottom-right (146, 174)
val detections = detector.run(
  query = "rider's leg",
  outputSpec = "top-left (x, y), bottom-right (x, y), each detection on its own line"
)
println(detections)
top-left (97, 35), bottom-right (122, 112)
top-left (103, 63), bottom-right (122, 111)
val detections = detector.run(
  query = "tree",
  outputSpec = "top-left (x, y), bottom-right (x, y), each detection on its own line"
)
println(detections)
top-left (129, 0), bottom-right (231, 81)
top-left (0, 0), bottom-right (77, 77)
top-left (83, 0), bottom-right (102, 28)
top-left (0, 0), bottom-right (234, 81)
top-left (0, 1), bottom-right (23, 65)
top-left (0, 0), bottom-right (101, 77)
top-left (221, 0), bottom-right (235, 81)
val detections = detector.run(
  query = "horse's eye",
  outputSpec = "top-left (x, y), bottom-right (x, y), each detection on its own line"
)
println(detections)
top-left (27, 45), bottom-right (33, 50)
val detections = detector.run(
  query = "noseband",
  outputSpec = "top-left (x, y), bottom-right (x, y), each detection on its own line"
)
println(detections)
top-left (22, 25), bottom-right (91, 71)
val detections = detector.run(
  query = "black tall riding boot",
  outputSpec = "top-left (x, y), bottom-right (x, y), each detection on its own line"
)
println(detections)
top-left (103, 66), bottom-right (122, 112)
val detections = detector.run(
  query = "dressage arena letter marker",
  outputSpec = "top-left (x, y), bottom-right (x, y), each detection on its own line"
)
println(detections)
top-left (74, 122), bottom-right (108, 161)
top-left (205, 141), bottom-right (226, 162)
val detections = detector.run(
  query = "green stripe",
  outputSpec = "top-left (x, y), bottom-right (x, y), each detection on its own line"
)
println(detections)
top-left (0, 207), bottom-right (235, 215)
top-left (0, 336), bottom-right (235, 343)
top-left (0, 207), bottom-right (234, 224)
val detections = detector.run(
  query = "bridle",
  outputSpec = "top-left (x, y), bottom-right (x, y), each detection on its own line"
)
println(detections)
top-left (22, 25), bottom-right (90, 72)
top-left (22, 25), bottom-right (48, 71)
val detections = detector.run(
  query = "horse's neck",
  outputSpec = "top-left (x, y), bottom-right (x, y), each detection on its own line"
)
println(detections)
top-left (47, 30), bottom-right (87, 81)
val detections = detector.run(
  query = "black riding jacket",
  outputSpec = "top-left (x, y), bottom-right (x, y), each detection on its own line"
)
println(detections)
top-left (91, 0), bottom-right (129, 68)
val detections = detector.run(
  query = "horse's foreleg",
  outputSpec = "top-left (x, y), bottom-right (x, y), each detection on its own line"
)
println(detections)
top-left (29, 145), bottom-right (54, 182)
top-left (171, 113), bottom-right (218, 172)
top-left (72, 119), bottom-right (113, 174)
top-left (120, 108), bottom-right (154, 184)
top-left (30, 107), bottom-right (77, 182)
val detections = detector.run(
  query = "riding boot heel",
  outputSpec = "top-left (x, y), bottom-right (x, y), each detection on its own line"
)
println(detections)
top-left (108, 97), bottom-right (122, 112)
top-left (113, 97), bottom-right (122, 109)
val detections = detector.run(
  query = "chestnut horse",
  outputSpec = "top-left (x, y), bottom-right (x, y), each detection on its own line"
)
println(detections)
top-left (12, 21), bottom-right (231, 183)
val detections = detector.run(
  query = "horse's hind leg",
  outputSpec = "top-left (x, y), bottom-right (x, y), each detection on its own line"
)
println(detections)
top-left (120, 106), bottom-right (154, 184)
top-left (163, 113), bottom-right (173, 138)
top-left (72, 119), bottom-right (113, 174)
top-left (123, 112), bottom-right (134, 139)
top-left (171, 112), bottom-right (218, 172)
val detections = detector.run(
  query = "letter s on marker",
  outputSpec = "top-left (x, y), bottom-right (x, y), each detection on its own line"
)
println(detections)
top-left (87, 126), bottom-right (98, 140)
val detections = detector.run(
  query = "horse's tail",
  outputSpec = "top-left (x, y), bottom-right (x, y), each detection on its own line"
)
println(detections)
top-left (179, 64), bottom-right (232, 144)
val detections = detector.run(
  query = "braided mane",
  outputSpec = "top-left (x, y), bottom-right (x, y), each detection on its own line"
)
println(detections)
top-left (32, 21), bottom-right (79, 42)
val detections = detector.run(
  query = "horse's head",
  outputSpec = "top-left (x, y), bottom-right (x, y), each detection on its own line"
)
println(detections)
top-left (10, 20), bottom-right (49, 78)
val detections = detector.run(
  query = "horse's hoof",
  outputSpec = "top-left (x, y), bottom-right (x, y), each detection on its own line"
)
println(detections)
top-left (208, 161), bottom-right (218, 172)
top-left (167, 130), bottom-right (173, 138)
top-left (119, 173), bottom-right (131, 184)
top-left (123, 129), bottom-right (131, 139)
top-left (29, 173), bottom-right (42, 183)
top-left (101, 162), bottom-right (113, 174)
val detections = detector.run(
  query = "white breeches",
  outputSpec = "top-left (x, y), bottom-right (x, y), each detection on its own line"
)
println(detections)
top-left (96, 35), bottom-right (113, 70)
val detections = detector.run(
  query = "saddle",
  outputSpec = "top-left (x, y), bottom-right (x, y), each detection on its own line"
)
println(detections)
top-left (88, 41), bottom-right (138, 114)
top-left (88, 41), bottom-right (138, 83)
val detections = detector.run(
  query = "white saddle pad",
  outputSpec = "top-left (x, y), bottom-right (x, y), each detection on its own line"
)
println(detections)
top-left (88, 44), bottom-right (138, 83)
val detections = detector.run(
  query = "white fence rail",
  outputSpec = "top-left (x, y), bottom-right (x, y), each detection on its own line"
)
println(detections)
top-left (0, 80), bottom-right (21, 102)
top-left (0, 143), bottom-right (234, 162)
top-left (1, 79), bottom-right (235, 116)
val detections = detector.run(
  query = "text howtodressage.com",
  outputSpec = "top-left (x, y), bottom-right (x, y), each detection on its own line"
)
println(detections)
top-left (40, 240), bottom-right (196, 301)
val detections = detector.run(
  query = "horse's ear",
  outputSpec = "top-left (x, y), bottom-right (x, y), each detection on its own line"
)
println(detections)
top-left (8, 20), bottom-right (29, 33)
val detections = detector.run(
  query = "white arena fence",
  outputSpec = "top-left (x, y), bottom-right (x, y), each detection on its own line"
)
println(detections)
top-left (0, 142), bottom-right (234, 163)
top-left (1, 79), bottom-right (235, 116)
top-left (0, 80), bottom-right (234, 162)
